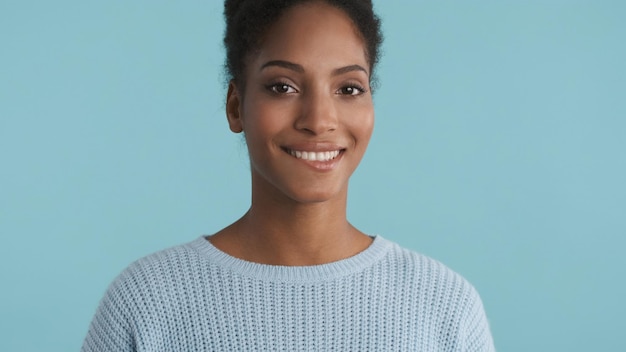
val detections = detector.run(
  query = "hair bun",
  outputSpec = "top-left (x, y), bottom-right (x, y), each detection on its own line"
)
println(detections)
top-left (224, 0), bottom-right (247, 22)
top-left (223, 0), bottom-right (382, 90)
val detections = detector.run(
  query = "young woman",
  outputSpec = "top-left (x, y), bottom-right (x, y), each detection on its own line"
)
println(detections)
top-left (82, 1), bottom-right (495, 351)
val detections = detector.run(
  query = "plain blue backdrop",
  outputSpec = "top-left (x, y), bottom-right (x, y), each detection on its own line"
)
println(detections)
top-left (1, 1), bottom-right (624, 351)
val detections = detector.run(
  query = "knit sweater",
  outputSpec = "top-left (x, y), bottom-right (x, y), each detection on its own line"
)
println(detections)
top-left (82, 235), bottom-right (495, 351)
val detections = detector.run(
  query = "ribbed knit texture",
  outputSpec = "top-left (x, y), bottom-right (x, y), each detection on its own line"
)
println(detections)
top-left (82, 236), bottom-right (495, 351)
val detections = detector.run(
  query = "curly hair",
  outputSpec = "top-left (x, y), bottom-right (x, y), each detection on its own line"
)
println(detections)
top-left (223, 0), bottom-right (383, 91)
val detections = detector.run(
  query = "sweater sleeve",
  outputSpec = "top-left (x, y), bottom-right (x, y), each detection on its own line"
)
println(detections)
top-left (81, 272), bottom-right (137, 352)
top-left (460, 286), bottom-right (496, 352)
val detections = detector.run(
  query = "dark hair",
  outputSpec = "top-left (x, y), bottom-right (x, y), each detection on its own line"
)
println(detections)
top-left (224, 0), bottom-right (383, 91)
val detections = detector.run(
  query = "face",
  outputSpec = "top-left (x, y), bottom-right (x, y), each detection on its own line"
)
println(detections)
top-left (226, 1), bottom-right (374, 204)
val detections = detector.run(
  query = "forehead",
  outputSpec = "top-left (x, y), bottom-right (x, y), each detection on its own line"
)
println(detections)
top-left (250, 2), bottom-right (369, 74)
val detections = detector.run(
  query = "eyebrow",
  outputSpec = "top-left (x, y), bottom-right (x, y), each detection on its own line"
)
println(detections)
top-left (332, 64), bottom-right (368, 76)
top-left (260, 60), bottom-right (369, 76)
top-left (260, 60), bottom-right (304, 73)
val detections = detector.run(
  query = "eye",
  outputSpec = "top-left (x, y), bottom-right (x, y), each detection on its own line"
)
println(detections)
top-left (337, 85), bottom-right (367, 96)
top-left (267, 83), bottom-right (298, 94)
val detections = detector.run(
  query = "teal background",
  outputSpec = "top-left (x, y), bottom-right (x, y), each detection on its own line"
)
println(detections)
top-left (1, 1), bottom-right (624, 351)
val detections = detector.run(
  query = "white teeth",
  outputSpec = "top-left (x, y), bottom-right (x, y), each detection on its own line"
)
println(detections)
top-left (289, 149), bottom-right (340, 161)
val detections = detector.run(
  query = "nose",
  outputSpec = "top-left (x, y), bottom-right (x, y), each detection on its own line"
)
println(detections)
top-left (294, 90), bottom-right (338, 135)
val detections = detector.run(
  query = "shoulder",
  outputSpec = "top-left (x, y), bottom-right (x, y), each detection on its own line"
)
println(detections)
top-left (82, 239), bottom-right (209, 351)
top-left (378, 238), bottom-right (486, 324)
top-left (378, 238), bottom-right (495, 351)
top-left (381, 238), bottom-right (479, 296)
top-left (91, 238), bottom-right (212, 329)
top-left (109, 237), bottom-right (208, 292)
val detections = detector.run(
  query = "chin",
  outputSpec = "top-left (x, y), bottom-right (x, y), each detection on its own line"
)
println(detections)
top-left (251, 169), bottom-right (349, 205)
top-left (282, 185), bottom-right (346, 205)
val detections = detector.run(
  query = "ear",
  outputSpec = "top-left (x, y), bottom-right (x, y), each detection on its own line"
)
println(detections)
top-left (226, 81), bottom-right (244, 133)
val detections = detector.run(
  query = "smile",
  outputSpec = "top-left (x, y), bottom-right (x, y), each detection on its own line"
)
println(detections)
top-left (287, 149), bottom-right (342, 162)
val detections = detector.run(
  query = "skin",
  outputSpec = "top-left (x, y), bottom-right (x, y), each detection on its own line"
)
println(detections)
top-left (209, 1), bottom-right (374, 266)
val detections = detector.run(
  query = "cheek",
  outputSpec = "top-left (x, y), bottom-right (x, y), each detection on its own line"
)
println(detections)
top-left (348, 106), bottom-right (375, 146)
top-left (241, 99), bottom-right (273, 140)
top-left (242, 96), bottom-right (292, 133)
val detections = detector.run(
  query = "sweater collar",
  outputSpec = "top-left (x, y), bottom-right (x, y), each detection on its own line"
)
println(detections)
top-left (190, 235), bottom-right (392, 283)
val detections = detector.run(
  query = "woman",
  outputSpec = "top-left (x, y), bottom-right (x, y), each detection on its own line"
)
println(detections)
top-left (82, 1), bottom-right (495, 351)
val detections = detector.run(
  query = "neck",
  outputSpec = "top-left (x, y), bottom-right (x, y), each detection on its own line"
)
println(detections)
top-left (210, 183), bottom-right (371, 266)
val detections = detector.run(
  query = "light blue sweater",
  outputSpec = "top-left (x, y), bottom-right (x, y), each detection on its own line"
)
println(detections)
top-left (82, 236), bottom-right (495, 351)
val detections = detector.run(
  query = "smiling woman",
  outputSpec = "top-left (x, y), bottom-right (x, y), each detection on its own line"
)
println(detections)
top-left (81, 1), bottom-right (495, 351)
top-left (215, 2), bottom-right (375, 256)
